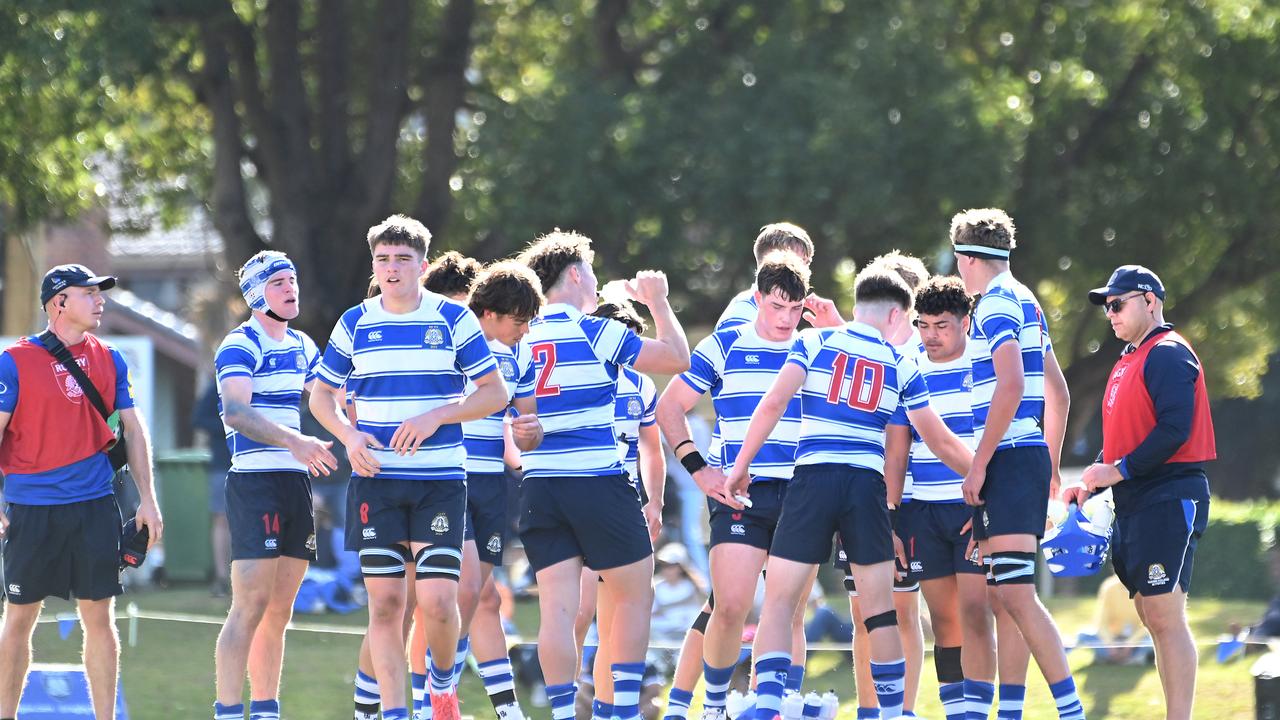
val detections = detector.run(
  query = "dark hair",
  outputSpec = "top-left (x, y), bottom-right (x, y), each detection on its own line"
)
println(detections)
top-left (423, 251), bottom-right (482, 298)
top-left (753, 222), bottom-right (814, 265)
top-left (869, 250), bottom-right (929, 294)
top-left (592, 299), bottom-right (646, 335)
top-left (914, 275), bottom-right (973, 319)
top-left (469, 262), bottom-right (545, 321)
top-left (367, 214), bottom-right (431, 256)
top-left (854, 268), bottom-right (913, 310)
top-left (755, 251), bottom-right (811, 302)
top-left (949, 208), bottom-right (1017, 253)
top-left (517, 230), bottom-right (595, 291)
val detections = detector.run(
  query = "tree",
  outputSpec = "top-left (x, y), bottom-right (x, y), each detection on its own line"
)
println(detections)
top-left (6, 1), bottom-right (1280, 490)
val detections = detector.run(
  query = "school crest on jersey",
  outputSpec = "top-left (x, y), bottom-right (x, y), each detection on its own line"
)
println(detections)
top-left (295, 352), bottom-right (306, 370)
top-left (49, 357), bottom-right (89, 403)
top-left (431, 512), bottom-right (450, 534)
top-left (499, 358), bottom-right (517, 381)
top-left (962, 372), bottom-right (974, 390)
top-left (486, 534), bottom-right (502, 555)
top-left (424, 327), bottom-right (445, 347)
top-left (627, 397), bottom-right (643, 417)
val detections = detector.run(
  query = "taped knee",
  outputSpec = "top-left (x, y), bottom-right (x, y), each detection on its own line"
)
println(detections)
top-left (415, 545), bottom-right (463, 581)
top-left (989, 551), bottom-right (1037, 585)
top-left (934, 645), bottom-right (963, 684)
top-left (691, 609), bottom-right (711, 634)
top-left (360, 545), bottom-right (410, 577)
top-left (984, 556), bottom-right (996, 587)
top-left (863, 609), bottom-right (897, 634)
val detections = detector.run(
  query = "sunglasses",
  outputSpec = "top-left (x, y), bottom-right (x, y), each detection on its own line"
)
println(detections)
top-left (1102, 292), bottom-right (1146, 315)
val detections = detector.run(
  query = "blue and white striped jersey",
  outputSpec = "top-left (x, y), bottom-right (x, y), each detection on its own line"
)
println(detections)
top-left (902, 349), bottom-right (976, 503)
top-left (680, 325), bottom-right (800, 481)
top-left (615, 367), bottom-right (657, 482)
top-left (887, 331), bottom-right (926, 502)
top-left (316, 289), bottom-right (498, 481)
top-left (520, 303), bottom-right (645, 479)
top-left (215, 317), bottom-right (320, 474)
top-left (463, 338), bottom-right (535, 475)
top-left (969, 272), bottom-right (1050, 450)
top-left (786, 322), bottom-right (930, 474)
top-left (714, 288), bottom-right (758, 331)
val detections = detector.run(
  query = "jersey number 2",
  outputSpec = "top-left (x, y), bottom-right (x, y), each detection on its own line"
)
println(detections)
top-left (531, 342), bottom-right (561, 397)
top-left (825, 354), bottom-right (885, 412)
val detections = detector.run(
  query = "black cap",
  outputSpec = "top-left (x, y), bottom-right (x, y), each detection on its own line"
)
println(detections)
top-left (120, 517), bottom-right (149, 570)
top-left (1088, 264), bottom-right (1166, 305)
top-left (40, 264), bottom-right (117, 308)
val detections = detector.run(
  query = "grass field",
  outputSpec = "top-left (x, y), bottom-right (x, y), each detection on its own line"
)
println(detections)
top-left (23, 585), bottom-right (1263, 719)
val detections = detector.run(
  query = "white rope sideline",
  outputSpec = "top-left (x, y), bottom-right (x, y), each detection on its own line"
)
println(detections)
top-left (36, 606), bottom-right (1243, 653)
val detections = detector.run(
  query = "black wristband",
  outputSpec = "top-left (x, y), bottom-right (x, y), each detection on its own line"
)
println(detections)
top-left (673, 439), bottom-right (695, 454)
top-left (889, 507), bottom-right (899, 531)
top-left (679, 451), bottom-right (708, 475)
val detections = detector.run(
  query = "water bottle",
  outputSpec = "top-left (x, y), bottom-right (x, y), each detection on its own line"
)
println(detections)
top-left (780, 691), bottom-right (805, 720)
top-left (727, 690), bottom-right (747, 719)
top-left (819, 691), bottom-right (839, 720)
top-left (1083, 490), bottom-right (1115, 534)
top-left (801, 692), bottom-right (822, 719)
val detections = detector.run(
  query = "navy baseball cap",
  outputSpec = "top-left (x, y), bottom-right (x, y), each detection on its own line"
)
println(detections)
top-left (1087, 265), bottom-right (1166, 305)
top-left (40, 264), bottom-right (117, 308)
top-left (120, 517), bottom-right (149, 570)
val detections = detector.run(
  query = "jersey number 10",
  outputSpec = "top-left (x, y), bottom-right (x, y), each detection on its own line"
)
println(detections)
top-left (825, 354), bottom-right (885, 412)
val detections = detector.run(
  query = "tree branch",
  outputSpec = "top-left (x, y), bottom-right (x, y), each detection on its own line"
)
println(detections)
top-left (414, 0), bottom-right (476, 232)
top-left (208, 0), bottom-right (282, 182)
top-left (198, 24), bottom-right (266, 265)
top-left (356, 0), bottom-right (411, 218)
top-left (594, 0), bottom-right (639, 84)
top-left (317, 0), bottom-right (351, 181)
top-left (265, 0), bottom-right (316, 185)
top-left (1063, 49), bottom-right (1154, 169)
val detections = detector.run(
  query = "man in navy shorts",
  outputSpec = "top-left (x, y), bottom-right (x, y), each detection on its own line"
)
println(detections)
top-left (0, 264), bottom-right (163, 719)
top-left (516, 231), bottom-right (690, 720)
top-left (952, 208), bottom-right (1083, 720)
top-left (310, 216), bottom-right (509, 720)
top-left (726, 267), bottom-right (973, 720)
top-left (213, 251), bottom-right (338, 720)
top-left (1065, 265), bottom-right (1215, 720)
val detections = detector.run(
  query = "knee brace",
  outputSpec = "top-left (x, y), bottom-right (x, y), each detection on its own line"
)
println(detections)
top-left (360, 545), bottom-right (410, 577)
top-left (934, 645), bottom-right (964, 684)
top-left (691, 609), bottom-right (711, 634)
top-left (863, 609), bottom-right (898, 634)
top-left (989, 551), bottom-right (1037, 585)
top-left (415, 545), bottom-right (463, 581)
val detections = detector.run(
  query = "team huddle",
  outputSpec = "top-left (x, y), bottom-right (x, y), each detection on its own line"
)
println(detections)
top-left (0, 207), bottom-right (1215, 720)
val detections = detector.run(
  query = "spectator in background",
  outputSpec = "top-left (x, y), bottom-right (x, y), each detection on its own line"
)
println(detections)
top-left (663, 412), bottom-right (712, 577)
top-left (194, 378), bottom-right (234, 596)
top-left (651, 543), bottom-right (708, 640)
top-left (1076, 576), bottom-right (1153, 665)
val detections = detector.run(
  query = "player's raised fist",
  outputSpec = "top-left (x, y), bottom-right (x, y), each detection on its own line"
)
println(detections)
top-left (624, 270), bottom-right (670, 306)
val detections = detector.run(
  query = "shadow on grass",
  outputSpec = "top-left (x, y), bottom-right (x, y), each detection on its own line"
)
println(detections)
top-left (1075, 655), bottom-right (1153, 719)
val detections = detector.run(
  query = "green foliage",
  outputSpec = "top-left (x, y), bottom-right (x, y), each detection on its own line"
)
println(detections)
top-left (3, 0), bottom-right (1279, 411)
